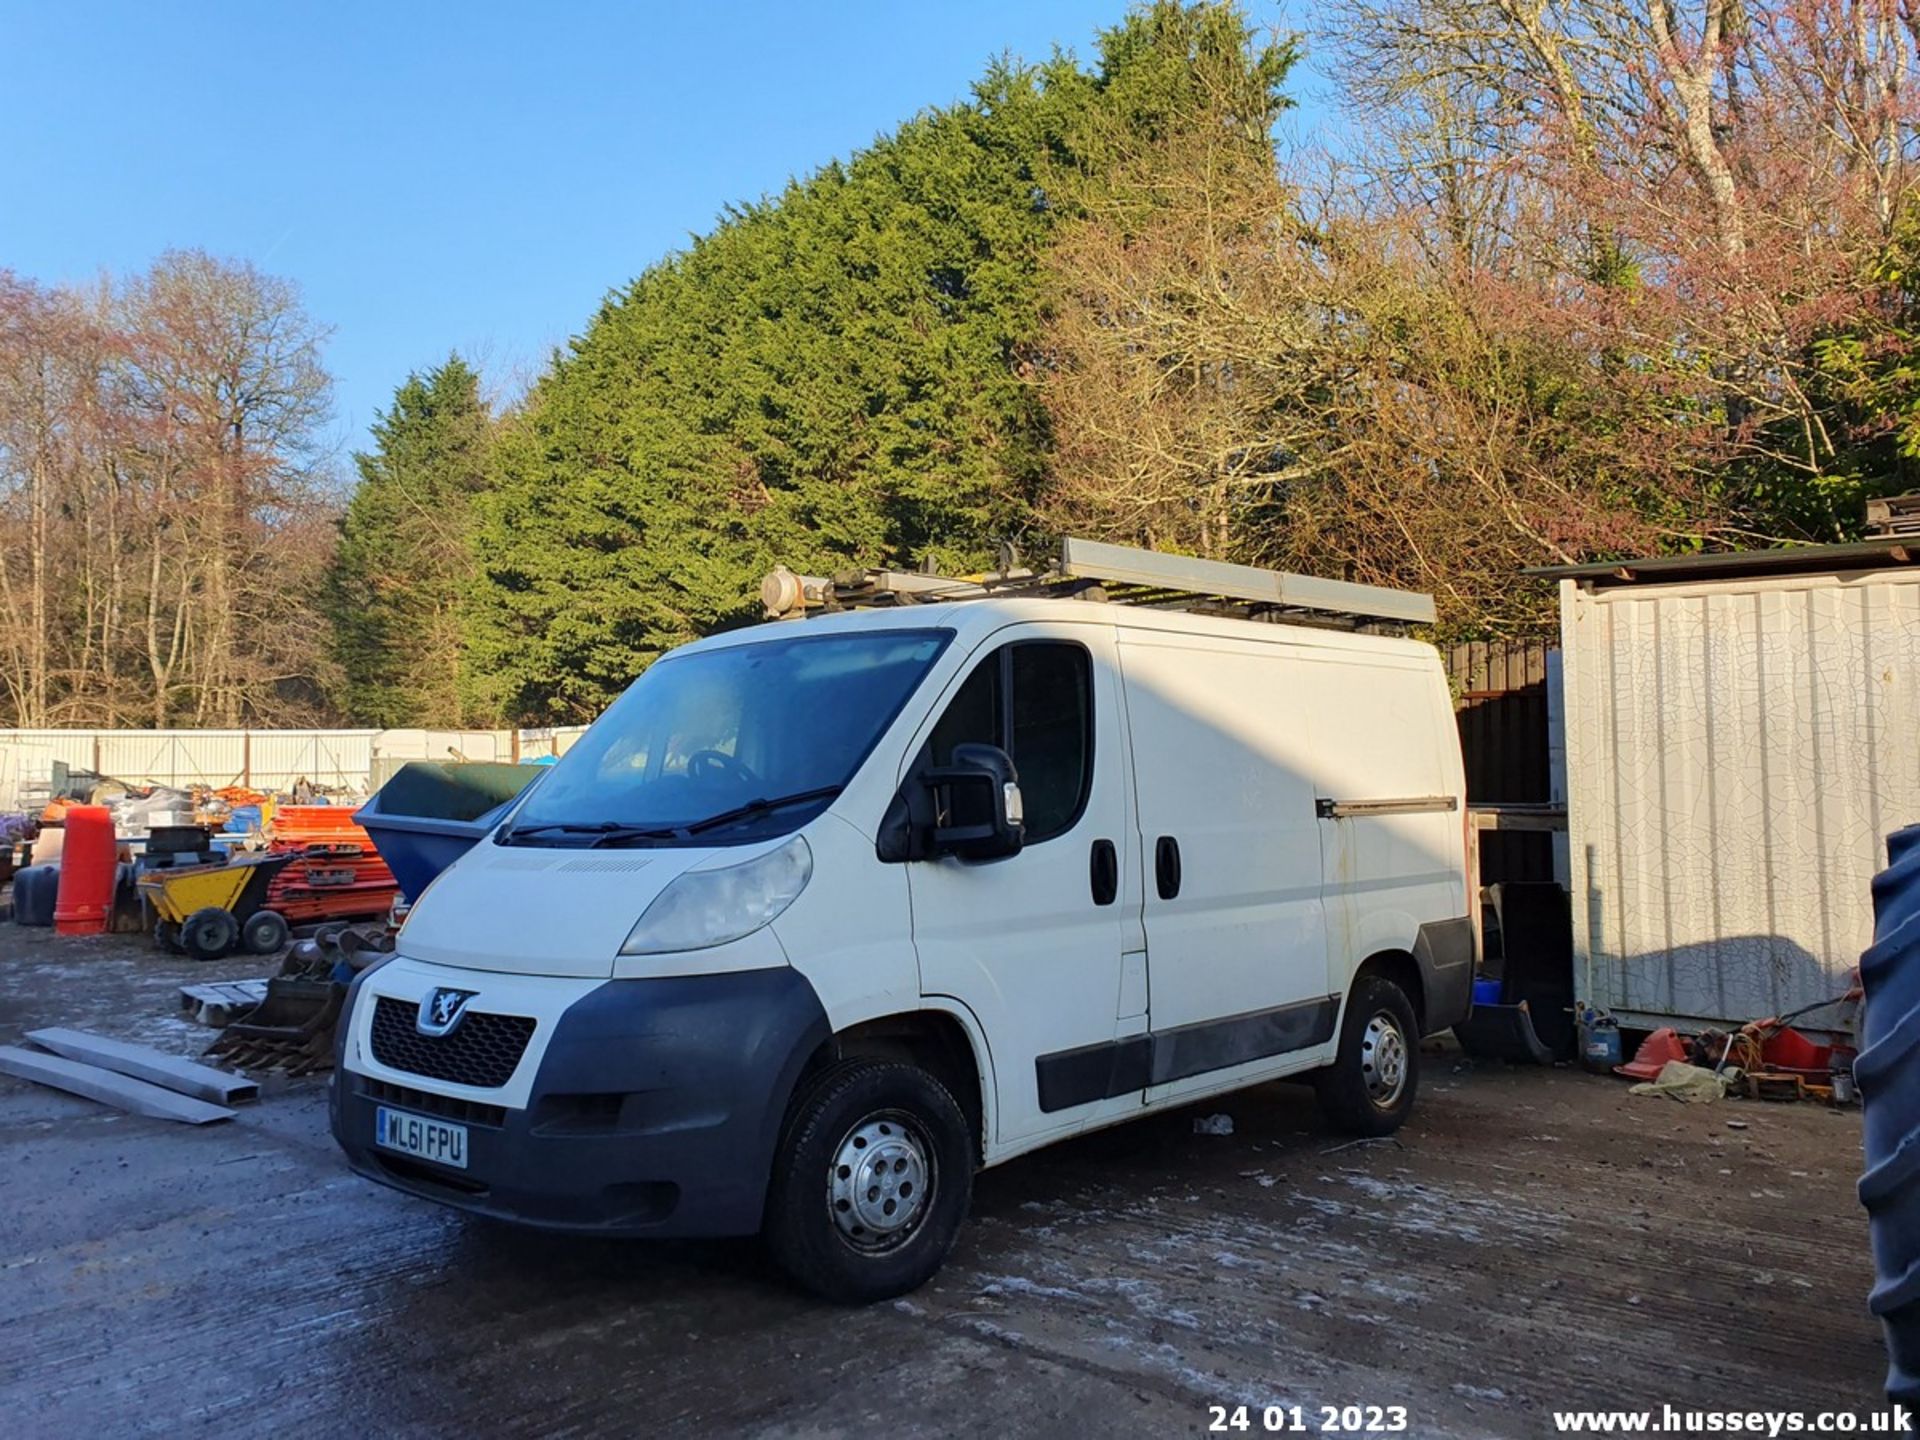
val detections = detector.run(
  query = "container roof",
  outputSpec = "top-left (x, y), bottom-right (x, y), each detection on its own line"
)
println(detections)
top-left (1525, 540), bottom-right (1920, 588)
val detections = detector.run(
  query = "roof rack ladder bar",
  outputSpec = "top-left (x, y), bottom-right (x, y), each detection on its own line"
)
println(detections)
top-left (1056, 539), bottom-right (1436, 626)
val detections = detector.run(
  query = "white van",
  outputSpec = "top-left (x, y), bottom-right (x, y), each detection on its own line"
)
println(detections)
top-left (330, 544), bottom-right (1473, 1302)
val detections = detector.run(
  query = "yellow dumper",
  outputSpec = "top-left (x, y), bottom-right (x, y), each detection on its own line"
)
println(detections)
top-left (140, 852), bottom-right (298, 960)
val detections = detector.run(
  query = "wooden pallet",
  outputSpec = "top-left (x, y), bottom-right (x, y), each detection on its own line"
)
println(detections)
top-left (177, 979), bottom-right (270, 1029)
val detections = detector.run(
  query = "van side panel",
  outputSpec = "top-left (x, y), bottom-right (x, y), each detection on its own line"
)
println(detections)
top-left (1115, 633), bottom-right (1334, 1059)
top-left (1308, 652), bottom-right (1472, 1032)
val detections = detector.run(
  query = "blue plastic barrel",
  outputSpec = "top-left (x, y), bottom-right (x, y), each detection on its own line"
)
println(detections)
top-left (1578, 1015), bottom-right (1624, 1073)
top-left (11, 864), bottom-right (60, 926)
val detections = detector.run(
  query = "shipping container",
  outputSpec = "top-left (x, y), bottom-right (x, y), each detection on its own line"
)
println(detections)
top-left (1551, 545), bottom-right (1920, 1030)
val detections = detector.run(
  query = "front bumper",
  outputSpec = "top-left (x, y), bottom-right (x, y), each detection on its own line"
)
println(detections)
top-left (330, 965), bottom-right (831, 1238)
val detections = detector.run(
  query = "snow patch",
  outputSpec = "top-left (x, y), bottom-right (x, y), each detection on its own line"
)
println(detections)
top-left (1452, 1383), bottom-right (1509, 1403)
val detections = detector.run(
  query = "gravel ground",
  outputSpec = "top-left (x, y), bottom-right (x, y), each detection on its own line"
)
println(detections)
top-left (0, 923), bottom-right (1888, 1438)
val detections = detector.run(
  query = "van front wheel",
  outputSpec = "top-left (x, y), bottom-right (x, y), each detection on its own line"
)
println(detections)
top-left (1317, 976), bottom-right (1420, 1136)
top-left (764, 1058), bottom-right (974, 1304)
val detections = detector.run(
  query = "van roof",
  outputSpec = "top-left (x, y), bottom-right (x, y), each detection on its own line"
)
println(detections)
top-left (673, 597), bottom-right (1440, 664)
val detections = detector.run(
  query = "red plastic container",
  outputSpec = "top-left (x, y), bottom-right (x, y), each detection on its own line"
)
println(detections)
top-left (1761, 1026), bottom-right (1835, 1078)
top-left (53, 805), bottom-right (117, 935)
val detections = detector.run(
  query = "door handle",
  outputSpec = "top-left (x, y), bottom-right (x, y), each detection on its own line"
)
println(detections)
top-left (1089, 839), bottom-right (1118, 906)
top-left (1154, 835), bottom-right (1181, 900)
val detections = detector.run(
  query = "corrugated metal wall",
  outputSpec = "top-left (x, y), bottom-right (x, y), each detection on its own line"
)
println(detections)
top-left (1445, 640), bottom-right (1556, 883)
top-left (1563, 569), bottom-right (1920, 1028)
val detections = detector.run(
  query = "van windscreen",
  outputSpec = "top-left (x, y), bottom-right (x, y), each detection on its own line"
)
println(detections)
top-left (500, 628), bottom-right (951, 847)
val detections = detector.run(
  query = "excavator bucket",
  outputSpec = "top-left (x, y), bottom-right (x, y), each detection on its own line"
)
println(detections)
top-left (200, 923), bottom-right (392, 1076)
top-left (202, 977), bottom-right (344, 1077)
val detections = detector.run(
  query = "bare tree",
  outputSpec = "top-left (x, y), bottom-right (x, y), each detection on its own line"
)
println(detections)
top-left (118, 251), bottom-right (335, 725)
top-left (1316, 0), bottom-right (1920, 509)
top-left (0, 254), bottom-right (339, 728)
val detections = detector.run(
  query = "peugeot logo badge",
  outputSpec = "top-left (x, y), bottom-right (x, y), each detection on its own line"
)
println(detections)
top-left (417, 987), bottom-right (478, 1037)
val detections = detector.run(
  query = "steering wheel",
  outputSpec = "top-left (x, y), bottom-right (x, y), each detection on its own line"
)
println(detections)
top-left (686, 749), bottom-right (757, 787)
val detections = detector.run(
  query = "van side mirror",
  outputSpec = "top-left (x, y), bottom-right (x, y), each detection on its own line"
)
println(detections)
top-left (876, 743), bottom-right (1025, 863)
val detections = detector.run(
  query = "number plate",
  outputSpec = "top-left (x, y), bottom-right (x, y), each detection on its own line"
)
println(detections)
top-left (374, 1106), bottom-right (468, 1170)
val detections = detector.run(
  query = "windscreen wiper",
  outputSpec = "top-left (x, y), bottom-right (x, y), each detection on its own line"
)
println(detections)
top-left (503, 788), bottom-right (843, 846)
top-left (500, 820), bottom-right (679, 845)
top-left (675, 785), bottom-right (845, 838)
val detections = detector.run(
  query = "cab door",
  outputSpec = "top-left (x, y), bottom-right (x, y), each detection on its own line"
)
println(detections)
top-left (903, 624), bottom-right (1143, 1149)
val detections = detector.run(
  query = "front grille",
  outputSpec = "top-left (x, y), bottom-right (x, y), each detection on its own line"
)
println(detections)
top-left (370, 996), bottom-right (536, 1089)
top-left (361, 1075), bottom-right (508, 1128)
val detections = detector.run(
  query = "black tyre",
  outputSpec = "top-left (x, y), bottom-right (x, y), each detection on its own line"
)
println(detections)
top-left (1317, 975), bottom-right (1420, 1137)
top-left (153, 920), bottom-right (182, 954)
top-left (763, 1058), bottom-right (974, 1304)
top-left (1861, 824), bottom-right (1920, 1404)
top-left (240, 909), bottom-right (290, 956)
top-left (180, 906), bottom-right (238, 961)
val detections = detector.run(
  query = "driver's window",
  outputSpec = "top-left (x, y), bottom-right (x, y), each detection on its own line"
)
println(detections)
top-left (921, 640), bottom-right (1092, 845)
top-left (925, 654), bottom-right (1002, 766)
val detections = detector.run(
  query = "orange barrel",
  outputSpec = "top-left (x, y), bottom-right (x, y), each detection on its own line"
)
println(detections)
top-left (53, 805), bottom-right (117, 935)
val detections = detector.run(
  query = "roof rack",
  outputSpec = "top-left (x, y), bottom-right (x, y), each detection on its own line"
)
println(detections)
top-left (760, 538), bottom-right (1435, 630)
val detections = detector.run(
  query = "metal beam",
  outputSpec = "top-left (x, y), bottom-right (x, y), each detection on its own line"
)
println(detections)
top-left (1468, 804), bottom-right (1568, 833)
top-left (0, 1046), bottom-right (235, 1124)
top-left (1317, 795), bottom-right (1459, 819)
top-left (1058, 539), bottom-right (1436, 625)
top-left (26, 1027), bottom-right (258, 1104)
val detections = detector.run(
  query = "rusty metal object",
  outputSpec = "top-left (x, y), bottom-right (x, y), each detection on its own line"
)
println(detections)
top-left (1745, 1072), bottom-right (1807, 1103)
top-left (202, 978), bottom-right (344, 1076)
top-left (199, 922), bottom-right (392, 1076)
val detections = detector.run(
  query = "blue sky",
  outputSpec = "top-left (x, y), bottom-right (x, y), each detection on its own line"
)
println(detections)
top-left (1, 1), bottom-right (1329, 468)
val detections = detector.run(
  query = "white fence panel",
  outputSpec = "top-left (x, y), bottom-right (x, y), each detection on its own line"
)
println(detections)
top-left (97, 731), bottom-right (247, 789)
top-left (0, 731), bottom-right (94, 775)
top-left (0, 736), bottom-right (59, 809)
top-left (372, 729), bottom-right (513, 765)
top-left (0, 720), bottom-right (603, 807)
top-left (516, 726), bottom-right (591, 761)
top-left (248, 732), bottom-right (378, 791)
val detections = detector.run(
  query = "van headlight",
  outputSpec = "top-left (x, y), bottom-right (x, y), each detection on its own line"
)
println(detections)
top-left (618, 835), bottom-right (813, 955)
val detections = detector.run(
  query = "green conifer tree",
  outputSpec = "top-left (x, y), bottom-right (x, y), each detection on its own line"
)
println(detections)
top-left (329, 355), bottom-right (495, 725)
top-left (470, 3), bottom-right (1291, 721)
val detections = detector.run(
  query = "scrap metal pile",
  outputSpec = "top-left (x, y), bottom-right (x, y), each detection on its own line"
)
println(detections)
top-left (260, 806), bottom-right (401, 926)
top-left (198, 922), bottom-right (393, 1076)
top-left (4, 760), bottom-right (546, 1094)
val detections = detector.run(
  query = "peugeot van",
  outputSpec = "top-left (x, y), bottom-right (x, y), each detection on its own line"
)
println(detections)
top-left (330, 546), bottom-right (1473, 1302)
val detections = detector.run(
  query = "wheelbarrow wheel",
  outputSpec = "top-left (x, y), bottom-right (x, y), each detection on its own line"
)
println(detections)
top-left (241, 909), bottom-right (290, 956)
top-left (153, 919), bottom-right (182, 954)
top-left (181, 906), bottom-right (238, 961)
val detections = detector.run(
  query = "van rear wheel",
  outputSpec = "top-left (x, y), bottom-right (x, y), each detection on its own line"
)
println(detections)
top-left (1317, 976), bottom-right (1420, 1136)
top-left (764, 1057), bottom-right (973, 1304)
